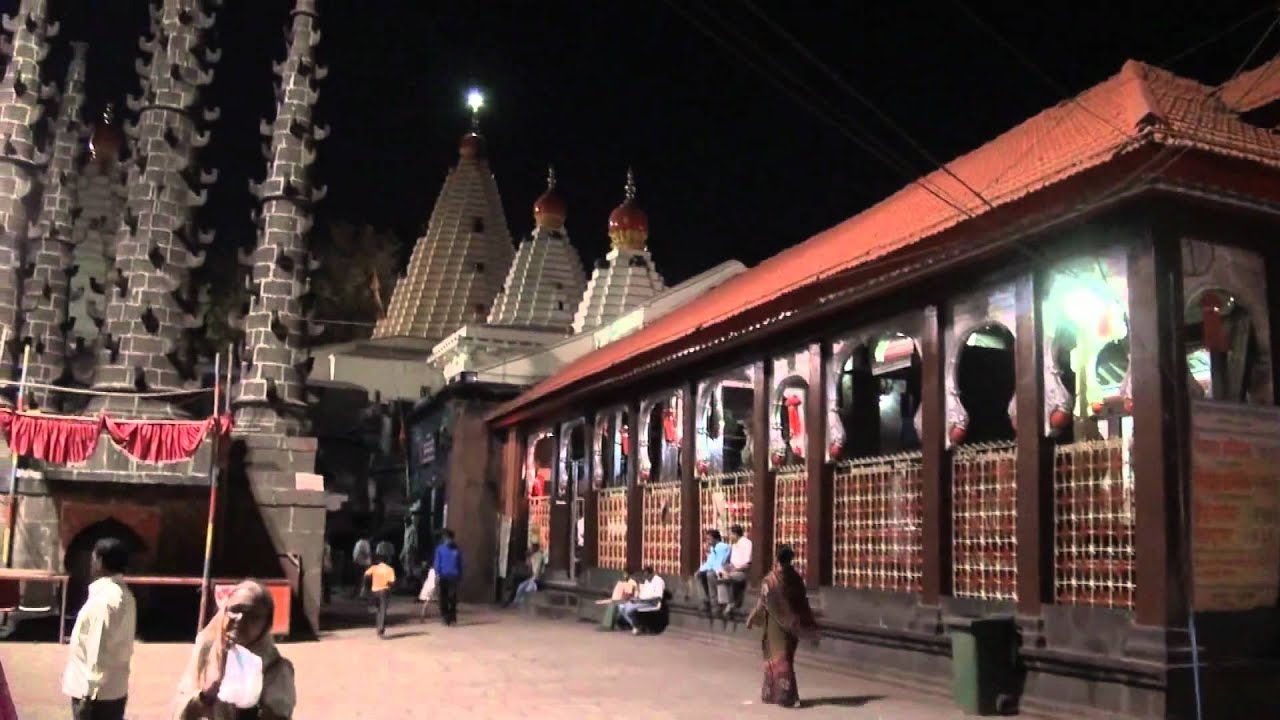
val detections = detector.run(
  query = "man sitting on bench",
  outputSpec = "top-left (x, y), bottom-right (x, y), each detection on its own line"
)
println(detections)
top-left (716, 525), bottom-right (752, 618)
top-left (618, 566), bottom-right (665, 636)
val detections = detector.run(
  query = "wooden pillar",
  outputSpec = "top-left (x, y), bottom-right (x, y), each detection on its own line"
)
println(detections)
top-left (582, 413), bottom-right (600, 570)
top-left (505, 429), bottom-right (529, 564)
top-left (750, 358), bottom-right (774, 584)
top-left (548, 426), bottom-right (572, 575)
top-left (920, 304), bottom-right (951, 604)
top-left (805, 342), bottom-right (832, 588)
top-left (1014, 271), bottom-right (1053, 613)
top-left (1129, 228), bottom-right (1190, 628)
top-left (680, 381), bottom-right (700, 576)
top-left (625, 401), bottom-right (643, 573)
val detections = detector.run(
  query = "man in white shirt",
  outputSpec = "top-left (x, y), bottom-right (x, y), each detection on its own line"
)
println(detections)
top-left (62, 538), bottom-right (137, 720)
top-left (618, 566), bottom-right (666, 635)
top-left (716, 525), bottom-right (753, 617)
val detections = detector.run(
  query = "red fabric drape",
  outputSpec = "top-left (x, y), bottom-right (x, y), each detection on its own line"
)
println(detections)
top-left (0, 409), bottom-right (102, 465)
top-left (662, 408), bottom-right (678, 444)
top-left (0, 409), bottom-right (229, 466)
top-left (103, 416), bottom-right (213, 464)
top-left (785, 395), bottom-right (804, 437)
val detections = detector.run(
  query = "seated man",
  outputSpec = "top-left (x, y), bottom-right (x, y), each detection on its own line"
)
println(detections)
top-left (695, 529), bottom-right (730, 614)
top-left (716, 525), bottom-right (752, 617)
top-left (507, 543), bottom-right (547, 608)
top-left (595, 569), bottom-right (639, 631)
top-left (618, 566), bottom-right (665, 636)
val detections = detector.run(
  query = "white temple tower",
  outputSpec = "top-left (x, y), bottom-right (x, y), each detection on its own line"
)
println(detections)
top-left (572, 168), bottom-right (666, 334)
top-left (373, 128), bottom-right (515, 342)
top-left (486, 166), bottom-right (586, 332)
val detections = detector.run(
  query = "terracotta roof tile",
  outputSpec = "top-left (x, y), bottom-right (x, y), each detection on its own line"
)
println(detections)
top-left (1220, 56), bottom-right (1280, 112)
top-left (490, 60), bottom-right (1280, 424)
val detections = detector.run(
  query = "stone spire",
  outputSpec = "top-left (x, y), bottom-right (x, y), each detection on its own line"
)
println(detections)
top-left (372, 120), bottom-right (515, 342)
top-left (0, 0), bottom-right (57, 401)
top-left (572, 168), bottom-right (665, 334)
top-left (23, 40), bottom-right (88, 409)
top-left (486, 165), bottom-right (586, 333)
top-left (230, 0), bottom-right (326, 435)
top-left (69, 105), bottom-right (128, 367)
top-left (90, 0), bottom-right (220, 416)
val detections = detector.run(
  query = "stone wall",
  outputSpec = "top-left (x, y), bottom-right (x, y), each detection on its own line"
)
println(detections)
top-left (444, 401), bottom-right (500, 603)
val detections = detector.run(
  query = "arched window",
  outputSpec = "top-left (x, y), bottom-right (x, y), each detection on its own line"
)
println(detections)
top-left (1185, 287), bottom-right (1257, 403)
top-left (954, 323), bottom-right (1016, 444)
top-left (835, 334), bottom-right (922, 460)
top-left (646, 402), bottom-right (665, 483)
top-left (774, 377), bottom-right (809, 465)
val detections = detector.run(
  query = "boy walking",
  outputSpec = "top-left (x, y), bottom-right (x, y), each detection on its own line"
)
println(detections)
top-left (364, 554), bottom-right (396, 637)
top-left (433, 529), bottom-right (463, 626)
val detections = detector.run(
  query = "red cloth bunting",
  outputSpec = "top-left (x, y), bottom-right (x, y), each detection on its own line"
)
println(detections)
top-left (0, 409), bottom-right (228, 466)
top-left (103, 416), bottom-right (213, 464)
top-left (3, 411), bottom-right (102, 465)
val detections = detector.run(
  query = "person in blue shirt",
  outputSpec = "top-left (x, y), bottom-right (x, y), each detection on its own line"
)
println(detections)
top-left (695, 529), bottom-right (730, 614)
top-left (432, 529), bottom-right (463, 626)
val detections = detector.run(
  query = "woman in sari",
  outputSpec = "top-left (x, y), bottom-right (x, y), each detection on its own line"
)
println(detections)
top-left (172, 580), bottom-right (297, 720)
top-left (746, 546), bottom-right (816, 708)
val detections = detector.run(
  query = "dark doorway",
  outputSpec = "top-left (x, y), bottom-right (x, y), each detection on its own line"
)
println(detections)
top-left (63, 518), bottom-right (146, 618)
top-left (955, 323), bottom-right (1016, 444)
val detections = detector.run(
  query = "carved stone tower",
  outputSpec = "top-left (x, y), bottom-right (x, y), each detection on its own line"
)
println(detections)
top-left (90, 0), bottom-right (220, 416)
top-left (0, 0), bottom-right (56, 400)
top-left (24, 41), bottom-right (88, 409)
top-left (232, 0), bottom-right (327, 435)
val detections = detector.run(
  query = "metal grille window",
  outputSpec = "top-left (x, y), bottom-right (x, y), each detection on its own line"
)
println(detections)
top-left (527, 495), bottom-right (551, 554)
top-left (773, 466), bottom-right (808, 576)
top-left (1054, 437), bottom-right (1135, 609)
top-left (597, 487), bottom-right (629, 571)
top-left (641, 483), bottom-right (681, 576)
top-left (833, 452), bottom-right (923, 592)
top-left (952, 442), bottom-right (1018, 601)
top-left (699, 471), bottom-right (753, 540)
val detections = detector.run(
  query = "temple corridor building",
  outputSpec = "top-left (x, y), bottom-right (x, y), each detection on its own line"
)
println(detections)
top-left (484, 59), bottom-right (1280, 719)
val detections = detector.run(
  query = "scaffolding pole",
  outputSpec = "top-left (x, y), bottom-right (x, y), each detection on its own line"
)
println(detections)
top-left (196, 352), bottom-right (221, 632)
top-left (3, 342), bottom-right (31, 569)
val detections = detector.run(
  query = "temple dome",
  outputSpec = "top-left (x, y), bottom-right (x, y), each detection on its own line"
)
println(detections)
top-left (532, 165), bottom-right (565, 229)
top-left (608, 168), bottom-right (648, 251)
top-left (459, 131), bottom-right (485, 159)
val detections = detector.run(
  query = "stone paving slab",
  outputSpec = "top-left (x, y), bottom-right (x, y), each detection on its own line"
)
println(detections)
top-left (3, 600), bottom-right (975, 719)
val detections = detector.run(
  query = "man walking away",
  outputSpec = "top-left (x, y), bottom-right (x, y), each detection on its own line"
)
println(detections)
top-left (365, 554), bottom-right (396, 637)
top-left (433, 529), bottom-right (463, 626)
top-left (352, 536), bottom-right (372, 598)
top-left (62, 538), bottom-right (137, 720)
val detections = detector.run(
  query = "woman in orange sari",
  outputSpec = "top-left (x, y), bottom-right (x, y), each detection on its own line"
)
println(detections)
top-left (746, 546), bottom-right (816, 708)
top-left (172, 580), bottom-right (296, 720)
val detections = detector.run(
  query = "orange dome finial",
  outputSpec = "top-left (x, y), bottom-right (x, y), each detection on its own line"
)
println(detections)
top-left (533, 164), bottom-right (565, 229)
top-left (608, 167), bottom-right (648, 251)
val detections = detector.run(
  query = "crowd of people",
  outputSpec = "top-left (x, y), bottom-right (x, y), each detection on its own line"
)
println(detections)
top-left (0, 522), bottom-right (819, 716)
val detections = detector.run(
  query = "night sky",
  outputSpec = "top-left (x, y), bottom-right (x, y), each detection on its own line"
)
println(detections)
top-left (27, 1), bottom-right (1280, 288)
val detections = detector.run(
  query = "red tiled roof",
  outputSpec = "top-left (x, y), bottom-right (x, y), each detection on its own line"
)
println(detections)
top-left (490, 60), bottom-right (1280, 426)
top-left (1220, 56), bottom-right (1280, 112)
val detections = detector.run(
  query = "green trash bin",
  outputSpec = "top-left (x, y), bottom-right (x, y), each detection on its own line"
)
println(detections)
top-left (947, 616), bottom-right (1019, 715)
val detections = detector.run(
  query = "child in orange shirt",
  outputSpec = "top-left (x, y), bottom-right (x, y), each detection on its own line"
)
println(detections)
top-left (364, 555), bottom-right (396, 637)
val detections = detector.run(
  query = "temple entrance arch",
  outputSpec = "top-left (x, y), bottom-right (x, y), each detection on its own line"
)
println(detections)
top-left (63, 517), bottom-right (146, 615)
top-left (954, 323), bottom-right (1016, 444)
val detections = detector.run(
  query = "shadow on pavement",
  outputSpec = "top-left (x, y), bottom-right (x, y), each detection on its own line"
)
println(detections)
top-left (798, 695), bottom-right (884, 709)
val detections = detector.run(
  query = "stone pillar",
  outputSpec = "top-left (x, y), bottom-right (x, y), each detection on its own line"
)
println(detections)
top-left (582, 412), bottom-right (599, 570)
top-left (443, 403), bottom-right (498, 602)
top-left (0, 0), bottom-right (57, 396)
top-left (235, 434), bottom-right (325, 635)
top-left (625, 400), bottom-right (643, 573)
top-left (804, 342), bottom-right (832, 588)
top-left (25, 41), bottom-right (88, 410)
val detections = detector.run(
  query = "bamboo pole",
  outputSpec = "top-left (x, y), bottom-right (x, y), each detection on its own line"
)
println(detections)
top-left (3, 342), bottom-right (31, 568)
top-left (196, 352), bottom-right (221, 632)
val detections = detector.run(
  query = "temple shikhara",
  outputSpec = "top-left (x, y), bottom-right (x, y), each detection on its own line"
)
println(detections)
top-left (2, 0), bottom-right (1280, 717)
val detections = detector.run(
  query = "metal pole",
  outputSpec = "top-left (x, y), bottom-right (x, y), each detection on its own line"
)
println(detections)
top-left (196, 352), bottom-right (221, 633)
top-left (3, 343), bottom-right (31, 568)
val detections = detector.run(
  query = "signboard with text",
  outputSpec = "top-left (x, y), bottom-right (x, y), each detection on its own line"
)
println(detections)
top-left (1191, 400), bottom-right (1280, 611)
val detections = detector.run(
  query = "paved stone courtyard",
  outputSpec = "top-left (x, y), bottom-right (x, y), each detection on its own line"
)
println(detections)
top-left (4, 600), bottom-right (972, 719)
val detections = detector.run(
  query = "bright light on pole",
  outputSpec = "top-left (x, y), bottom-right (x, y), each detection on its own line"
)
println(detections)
top-left (466, 88), bottom-right (485, 115)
